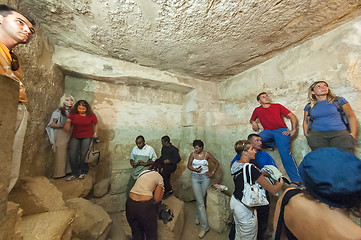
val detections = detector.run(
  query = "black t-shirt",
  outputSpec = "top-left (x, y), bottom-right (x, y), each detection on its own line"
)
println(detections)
top-left (161, 144), bottom-right (181, 165)
top-left (232, 164), bottom-right (262, 201)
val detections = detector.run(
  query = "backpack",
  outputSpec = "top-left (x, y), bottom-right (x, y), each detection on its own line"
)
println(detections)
top-left (306, 97), bottom-right (350, 132)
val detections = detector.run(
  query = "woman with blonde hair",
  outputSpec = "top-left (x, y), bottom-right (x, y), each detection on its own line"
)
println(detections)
top-left (230, 140), bottom-right (284, 240)
top-left (303, 81), bottom-right (357, 153)
top-left (46, 94), bottom-right (75, 178)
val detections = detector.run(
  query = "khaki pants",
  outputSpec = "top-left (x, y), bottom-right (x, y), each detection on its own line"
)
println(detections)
top-left (53, 129), bottom-right (72, 178)
top-left (8, 103), bottom-right (28, 192)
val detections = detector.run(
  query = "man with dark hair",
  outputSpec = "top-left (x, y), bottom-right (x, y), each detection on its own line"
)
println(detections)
top-left (127, 136), bottom-right (157, 195)
top-left (250, 92), bottom-right (301, 184)
top-left (160, 135), bottom-right (181, 199)
top-left (231, 133), bottom-right (277, 240)
top-left (0, 5), bottom-right (36, 192)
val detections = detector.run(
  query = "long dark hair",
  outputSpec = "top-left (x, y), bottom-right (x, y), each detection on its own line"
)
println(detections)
top-left (70, 100), bottom-right (93, 116)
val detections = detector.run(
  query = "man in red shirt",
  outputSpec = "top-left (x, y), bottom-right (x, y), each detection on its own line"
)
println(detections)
top-left (250, 92), bottom-right (301, 184)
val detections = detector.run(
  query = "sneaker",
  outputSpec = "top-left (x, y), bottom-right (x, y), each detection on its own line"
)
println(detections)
top-left (198, 229), bottom-right (209, 239)
top-left (195, 219), bottom-right (200, 225)
top-left (78, 174), bottom-right (87, 179)
top-left (66, 175), bottom-right (77, 181)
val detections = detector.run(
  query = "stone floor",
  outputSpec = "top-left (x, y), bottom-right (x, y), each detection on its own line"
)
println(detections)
top-left (106, 201), bottom-right (230, 240)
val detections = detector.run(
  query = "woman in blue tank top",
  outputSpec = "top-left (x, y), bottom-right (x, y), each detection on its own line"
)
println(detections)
top-left (302, 81), bottom-right (357, 153)
top-left (187, 139), bottom-right (219, 239)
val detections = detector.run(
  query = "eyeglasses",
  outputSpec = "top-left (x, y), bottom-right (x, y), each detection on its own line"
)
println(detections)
top-left (10, 50), bottom-right (19, 71)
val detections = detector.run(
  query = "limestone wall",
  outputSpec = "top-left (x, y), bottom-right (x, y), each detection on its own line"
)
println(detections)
top-left (14, 27), bottom-right (65, 178)
top-left (218, 15), bottom-right (361, 190)
top-left (65, 76), bottom-right (200, 181)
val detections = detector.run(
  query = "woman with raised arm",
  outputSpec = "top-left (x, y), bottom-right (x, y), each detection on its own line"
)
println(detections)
top-left (303, 81), bottom-right (357, 153)
top-left (230, 140), bottom-right (284, 240)
top-left (187, 139), bottom-right (219, 239)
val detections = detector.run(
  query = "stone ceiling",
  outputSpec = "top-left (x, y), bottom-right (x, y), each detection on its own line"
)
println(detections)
top-left (21, 0), bottom-right (361, 82)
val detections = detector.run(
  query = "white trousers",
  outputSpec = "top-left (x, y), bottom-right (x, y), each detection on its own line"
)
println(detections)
top-left (8, 103), bottom-right (28, 192)
top-left (230, 195), bottom-right (257, 240)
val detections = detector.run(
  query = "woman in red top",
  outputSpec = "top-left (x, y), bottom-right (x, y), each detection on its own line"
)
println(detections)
top-left (64, 100), bottom-right (98, 181)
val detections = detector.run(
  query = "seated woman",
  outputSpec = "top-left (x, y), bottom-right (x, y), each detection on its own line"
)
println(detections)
top-left (303, 81), bottom-right (357, 153)
top-left (231, 140), bottom-right (284, 240)
top-left (274, 147), bottom-right (361, 240)
top-left (187, 139), bottom-right (219, 239)
top-left (126, 158), bottom-right (165, 240)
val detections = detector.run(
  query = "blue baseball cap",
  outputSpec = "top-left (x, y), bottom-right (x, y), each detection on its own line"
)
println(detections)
top-left (299, 147), bottom-right (361, 208)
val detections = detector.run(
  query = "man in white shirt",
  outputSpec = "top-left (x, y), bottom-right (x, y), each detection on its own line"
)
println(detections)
top-left (127, 135), bottom-right (157, 194)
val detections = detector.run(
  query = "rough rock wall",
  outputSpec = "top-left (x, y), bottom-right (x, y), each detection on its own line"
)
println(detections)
top-left (5, 0), bottom-right (66, 179)
top-left (65, 76), bottom-right (187, 181)
top-left (218, 15), bottom-right (361, 191)
top-left (16, 30), bottom-right (65, 179)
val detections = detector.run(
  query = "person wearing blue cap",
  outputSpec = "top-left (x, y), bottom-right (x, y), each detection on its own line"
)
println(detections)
top-left (273, 147), bottom-right (361, 239)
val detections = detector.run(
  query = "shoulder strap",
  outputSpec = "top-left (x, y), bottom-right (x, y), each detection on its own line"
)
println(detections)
top-left (275, 188), bottom-right (303, 240)
top-left (334, 97), bottom-right (350, 131)
top-left (138, 170), bottom-right (153, 178)
top-left (306, 103), bottom-right (313, 131)
top-left (243, 163), bottom-right (252, 185)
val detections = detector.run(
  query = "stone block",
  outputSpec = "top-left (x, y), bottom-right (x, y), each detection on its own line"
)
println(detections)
top-left (122, 195), bottom-right (185, 240)
top-left (0, 201), bottom-right (23, 240)
top-left (110, 166), bottom-right (132, 195)
top-left (51, 171), bottom-right (95, 200)
top-left (206, 187), bottom-right (232, 233)
top-left (176, 170), bottom-right (195, 202)
top-left (66, 198), bottom-right (112, 240)
top-left (21, 209), bottom-right (75, 240)
top-left (91, 192), bottom-right (127, 213)
top-left (8, 176), bottom-right (65, 216)
top-left (93, 178), bottom-right (110, 198)
top-left (159, 196), bottom-right (185, 240)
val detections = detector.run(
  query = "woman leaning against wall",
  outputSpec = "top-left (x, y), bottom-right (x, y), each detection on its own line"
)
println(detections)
top-left (303, 81), bottom-right (357, 154)
top-left (46, 94), bottom-right (74, 178)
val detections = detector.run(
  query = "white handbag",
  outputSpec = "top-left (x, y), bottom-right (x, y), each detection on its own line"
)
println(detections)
top-left (241, 163), bottom-right (269, 207)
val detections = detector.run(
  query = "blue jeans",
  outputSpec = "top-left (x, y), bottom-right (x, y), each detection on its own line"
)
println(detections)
top-left (69, 137), bottom-right (91, 176)
top-left (259, 128), bottom-right (301, 182)
top-left (192, 173), bottom-right (210, 231)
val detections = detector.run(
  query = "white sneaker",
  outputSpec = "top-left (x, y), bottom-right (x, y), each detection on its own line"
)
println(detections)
top-left (195, 219), bottom-right (200, 225)
top-left (78, 174), bottom-right (87, 179)
top-left (66, 175), bottom-right (77, 181)
top-left (198, 229), bottom-right (209, 239)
